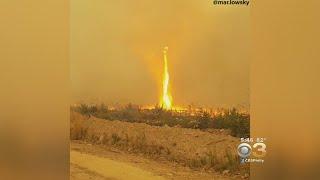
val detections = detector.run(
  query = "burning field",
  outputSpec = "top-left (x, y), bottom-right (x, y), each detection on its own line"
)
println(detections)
top-left (70, 0), bottom-right (250, 178)
top-left (70, 46), bottom-right (250, 179)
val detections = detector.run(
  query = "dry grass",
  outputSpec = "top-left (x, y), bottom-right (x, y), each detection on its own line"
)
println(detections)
top-left (70, 111), bottom-right (249, 175)
top-left (72, 103), bottom-right (250, 138)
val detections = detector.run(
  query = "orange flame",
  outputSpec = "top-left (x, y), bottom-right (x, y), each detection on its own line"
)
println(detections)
top-left (160, 46), bottom-right (172, 109)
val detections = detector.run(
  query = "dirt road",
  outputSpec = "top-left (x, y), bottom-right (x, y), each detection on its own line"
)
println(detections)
top-left (71, 150), bottom-right (165, 180)
top-left (70, 142), bottom-right (241, 180)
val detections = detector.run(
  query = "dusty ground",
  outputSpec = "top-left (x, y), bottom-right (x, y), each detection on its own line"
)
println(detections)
top-left (70, 112), bottom-right (249, 179)
top-left (70, 142), bottom-right (244, 180)
top-left (71, 112), bottom-right (240, 163)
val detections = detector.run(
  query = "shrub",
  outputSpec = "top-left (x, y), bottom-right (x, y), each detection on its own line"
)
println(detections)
top-left (76, 104), bottom-right (98, 116)
top-left (74, 104), bottom-right (249, 138)
top-left (198, 112), bottom-right (211, 130)
top-left (213, 108), bottom-right (250, 138)
top-left (70, 122), bottom-right (88, 140)
top-left (111, 133), bottom-right (121, 145)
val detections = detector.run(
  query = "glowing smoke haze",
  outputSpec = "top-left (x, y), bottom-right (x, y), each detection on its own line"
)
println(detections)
top-left (71, 1), bottom-right (250, 108)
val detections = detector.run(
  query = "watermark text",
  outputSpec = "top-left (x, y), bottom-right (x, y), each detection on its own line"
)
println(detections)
top-left (213, 0), bottom-right (250, 6)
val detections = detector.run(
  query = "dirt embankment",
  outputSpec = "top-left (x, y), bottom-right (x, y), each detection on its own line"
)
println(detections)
top-left (70, 112), bottom-right (249, 176)
top-left (71, 142), bottom-right (247, 180)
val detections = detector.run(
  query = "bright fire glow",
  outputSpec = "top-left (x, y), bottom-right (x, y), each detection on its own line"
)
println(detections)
top-left (161, 46), bottom-right (172, 109)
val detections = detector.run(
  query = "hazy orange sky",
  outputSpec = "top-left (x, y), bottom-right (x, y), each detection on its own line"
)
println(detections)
top-left (71, 0), bottom-right (250, 107)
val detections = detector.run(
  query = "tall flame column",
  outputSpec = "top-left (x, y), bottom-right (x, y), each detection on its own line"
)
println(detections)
top-left (161, 46), bottom-right (172, 109)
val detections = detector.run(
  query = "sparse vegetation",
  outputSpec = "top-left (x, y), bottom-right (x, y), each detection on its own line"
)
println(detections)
top-left (70, 111), bottom-right (250, 176)
top-left (72, 103), bottom-right (250, 138)
top-left (70, 113), bottom-right (88, 140)
top-left (213, 108), bottom-right (250, 138)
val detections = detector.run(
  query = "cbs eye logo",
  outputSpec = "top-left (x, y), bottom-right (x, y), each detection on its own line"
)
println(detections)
top-left (237, 142), bottom-right (267, 158)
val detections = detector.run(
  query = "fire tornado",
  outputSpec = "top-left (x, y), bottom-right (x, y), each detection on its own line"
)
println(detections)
top-left (161, 46), bottom-right (172, 109)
